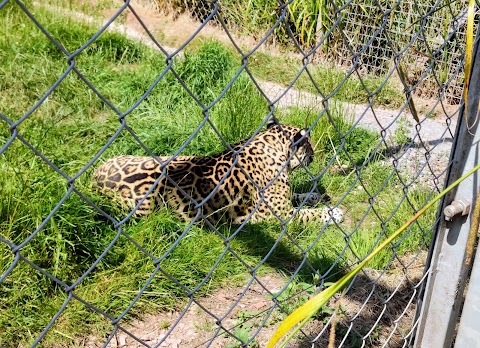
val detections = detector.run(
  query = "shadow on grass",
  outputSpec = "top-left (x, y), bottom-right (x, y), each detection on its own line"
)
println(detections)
top-left (222, 221), bottom-right (348, 285)
top-left (292, 270), bottom-right (422, 348)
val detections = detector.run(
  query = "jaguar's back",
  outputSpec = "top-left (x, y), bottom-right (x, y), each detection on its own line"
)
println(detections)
top-left (93, 123), bottom-right (343, 225)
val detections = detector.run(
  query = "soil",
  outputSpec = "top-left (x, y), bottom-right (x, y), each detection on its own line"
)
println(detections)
top-left (35, 1), bottom-right (459, 347)
top-left (81, 274), bottom-right (286, 347)
top-left (81, 251), bottom-right (426, 348)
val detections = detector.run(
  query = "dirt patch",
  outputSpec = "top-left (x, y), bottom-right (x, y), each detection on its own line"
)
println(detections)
top-left (74, 0), bottom-right (266, 56)
top-left (82, 273), bottom-right (287, 347)
top-left (296, 251), bottom-right (427, 348)
top-left (83, 252), bottom-right (426, 347)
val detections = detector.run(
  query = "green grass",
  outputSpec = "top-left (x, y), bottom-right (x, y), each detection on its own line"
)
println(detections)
top-left (36, 0), bottom-right (405, 109)
top-left (248, 51), bottom-right (403, 108)
top-left (0, 2), bottom-right (435, 347)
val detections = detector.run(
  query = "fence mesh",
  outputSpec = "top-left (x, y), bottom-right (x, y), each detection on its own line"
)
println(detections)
top-left (0, 0), bottom-right (474, 347)
top-left (328, 0), bottom-right (472, 105)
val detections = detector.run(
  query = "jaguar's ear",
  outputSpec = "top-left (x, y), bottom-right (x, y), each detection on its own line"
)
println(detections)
top-left (294, 129), bottom-right (308, 143)
top-left (267, 116), bottom-right (279, 129)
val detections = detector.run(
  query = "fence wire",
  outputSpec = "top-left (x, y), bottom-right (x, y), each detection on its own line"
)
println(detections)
top-left (330, 0), bottom-right (471, 104)
top-left (0, 0), bottom-right (474, 347)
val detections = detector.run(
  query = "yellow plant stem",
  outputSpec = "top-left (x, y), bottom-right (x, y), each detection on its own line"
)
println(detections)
top-left (463, 0), bottom-right (475, 132)
top-left (464, 0), bottom-right (475, 103)
top-left (268, 161), bottom-right (480, 348)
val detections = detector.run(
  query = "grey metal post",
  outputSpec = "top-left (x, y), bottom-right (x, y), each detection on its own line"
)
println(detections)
top-left (455, 220), bottom-right (480, 347)
top-left (413, 35), bottom-right (480, 347)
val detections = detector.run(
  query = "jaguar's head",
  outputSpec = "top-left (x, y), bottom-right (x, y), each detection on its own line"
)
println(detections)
top-left (267, 120), bottom-right (315, 170)
top-left (288, 127), bottom-right (314, 169)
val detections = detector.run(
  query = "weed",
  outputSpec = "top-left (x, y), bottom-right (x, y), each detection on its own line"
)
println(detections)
top-left (160, 320), bottom-right (170, 329)
top-left (194, 318), bottom-right (215, 333)
top-left (393, 117), bottom-right (413, 147)
top-left (336, 322), bottom-right (382, 348)
top-left (237, 310), bottom-right (258, 322)
top-left (270, 280), bottom-right (318, 319)
top-left (225, 326), bottom-right (259, 348)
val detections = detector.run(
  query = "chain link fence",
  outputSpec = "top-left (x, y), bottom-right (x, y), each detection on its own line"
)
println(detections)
top-left (326, 0), bottom-right (472, 104)
top-left (0, 0), bottom-right (475, 347)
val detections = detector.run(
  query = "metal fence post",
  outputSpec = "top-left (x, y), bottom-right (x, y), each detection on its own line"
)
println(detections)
top-left (413, 32), bottom-right (480, 348)
top-left (454, 210), bottom-right (480, 346)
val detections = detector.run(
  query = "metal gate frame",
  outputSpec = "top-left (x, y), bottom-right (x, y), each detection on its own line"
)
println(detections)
top-left (414, 26), bottom-right (480, 348)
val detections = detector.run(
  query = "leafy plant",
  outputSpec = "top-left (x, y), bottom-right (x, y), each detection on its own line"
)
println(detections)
top-left (393, 117), bottom-right (413, 147)
top-left (226, 326), bottom-right (259, 348)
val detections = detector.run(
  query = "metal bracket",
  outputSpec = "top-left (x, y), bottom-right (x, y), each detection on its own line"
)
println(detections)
top-left (444, 199), bottom-right (471, 221)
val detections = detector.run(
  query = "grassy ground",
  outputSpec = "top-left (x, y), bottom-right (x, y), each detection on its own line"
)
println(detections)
top-left (40, 0), bottom-right (405, 109)
top-left (0, 2), bottom-right (435, 347)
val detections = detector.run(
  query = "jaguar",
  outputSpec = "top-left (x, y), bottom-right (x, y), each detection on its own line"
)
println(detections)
top-left (93, 121), bottom-right (344, 225)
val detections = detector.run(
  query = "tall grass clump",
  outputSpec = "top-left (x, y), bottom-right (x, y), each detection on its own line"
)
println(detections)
top-left (157, 0), bottom-right (331, 48)
top-left (109, 39), bottom-right (269, 157)
top-left (286, 0), bottom-right (332, 48)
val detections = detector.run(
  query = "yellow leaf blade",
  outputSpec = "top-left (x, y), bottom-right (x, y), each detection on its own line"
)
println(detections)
top-left (464, 0), bottom-right (475, 115)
